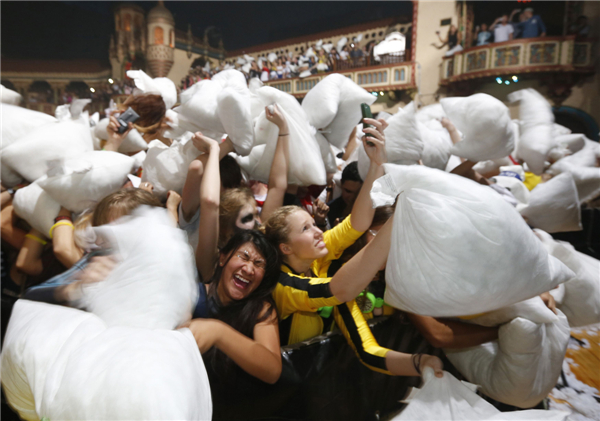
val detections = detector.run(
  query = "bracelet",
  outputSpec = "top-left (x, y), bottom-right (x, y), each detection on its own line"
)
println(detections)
top-left (411, 353), bottom-right (424, 376)
top-left (49, 220), bottom-right (74, 239)
top-left (54, 215), bottom-right (72, 223)
top-left (278, 133), bottom-right (289, 137)
top-left (25, 233), bottom-right (48, 246)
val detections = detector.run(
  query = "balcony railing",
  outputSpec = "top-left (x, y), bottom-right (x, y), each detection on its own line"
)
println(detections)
top-left (440, 35), bottom-right (595, 85)
top-left (265, 59), bottom-right (415, 97)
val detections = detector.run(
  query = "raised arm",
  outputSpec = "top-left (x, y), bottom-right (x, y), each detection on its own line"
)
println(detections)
top-left (349, 117), bottom-right (387, 233)
top-left (183, 304), bottom-right (282, 384)
top-left (261, 104), bottom-right (290, 222)
top-left (15, 228), bottom-right (46, 276)
top-left (103, 116), bottom-right (132, 152)
top-left (52, 207), bottom-right (84, 268)
top-left (407, 313), bottom-right (499, 349)
top-left (193, 132), bottom-right (222, 281)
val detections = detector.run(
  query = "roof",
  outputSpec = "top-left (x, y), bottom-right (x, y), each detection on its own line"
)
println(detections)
top-left (2, 58), bottom-right (111, 74)
top-left (226, 17), bottom-right (402, 57)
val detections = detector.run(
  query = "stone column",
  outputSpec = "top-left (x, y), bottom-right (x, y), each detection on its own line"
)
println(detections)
top-left (48, 81), bottom-right (68, 105)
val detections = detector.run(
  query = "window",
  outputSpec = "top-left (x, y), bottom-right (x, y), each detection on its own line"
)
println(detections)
top-left (124, 14), bottom-right (131, 31)
top-left (169, 30), bottom-right (174, 48)
top-left (154, 26), bottom-right (164, 45)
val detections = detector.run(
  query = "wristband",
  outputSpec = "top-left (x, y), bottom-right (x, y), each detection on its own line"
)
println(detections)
top-left (49, 220), bottom-right (74, 239)
top-left (278, 133), bottom-right (289, 137)
top-left (25, 233), bottom-right (48, 246)
top-left (411, 353), bottom-right (423, 376)
top-left (54, 215), bottom-right (72, 223)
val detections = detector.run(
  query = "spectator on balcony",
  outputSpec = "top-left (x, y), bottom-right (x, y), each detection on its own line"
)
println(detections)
top-left (340, 45), bottom-right (350, 60)
top-left (474, 23), bottom-right (492, 46)
top-left (435, 24), bottom-right (463, 56)
top-left (329, 47), bottom-right (341, 61)
top-left (249, 61), bottom-right (261, 79)
top-left (516, 8), bottom-right (546, 38)
top-left (490, 15), bottom-right (514, 42)
top-left (568, 15), bottom-right (590, 39)
top-left (350, 42), bottom-right (364, 66)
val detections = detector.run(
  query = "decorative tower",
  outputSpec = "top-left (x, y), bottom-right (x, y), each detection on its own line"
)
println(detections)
top-left (146, 1), bottom-right (175, 78)
top-left (110, 3), bottom-right (146, 79)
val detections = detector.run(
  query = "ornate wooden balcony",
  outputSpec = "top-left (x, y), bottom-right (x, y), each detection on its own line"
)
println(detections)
top-left (439, 35), bottom-right (595, 103)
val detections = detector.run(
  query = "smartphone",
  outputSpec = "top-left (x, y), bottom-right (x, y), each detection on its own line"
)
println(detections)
top-left (117, 107), bottom-right (140, 134)
top-left (360, 103), bottom-right (375, 147)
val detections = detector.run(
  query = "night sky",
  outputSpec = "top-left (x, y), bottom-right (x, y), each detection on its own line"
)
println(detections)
top-left (1, 1), bottom-right (412, 62)
top-left (1, 1), bottom-right (566, 62)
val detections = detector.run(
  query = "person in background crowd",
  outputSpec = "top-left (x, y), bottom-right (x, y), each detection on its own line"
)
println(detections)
top-left (474, 23), bottom-right (492, 46)
top-left (327, 162), bottom-right (363, 228)
top-left (435, 24), bottom-right (463, 56)
top-left (568, 15), bottom-right (590, 39)
top-left (490, 14), bottom-right (514, 42)
top-left (340, 45), bottom-right (350, 60)
top-left (517, 8), bottom-right (546, 38)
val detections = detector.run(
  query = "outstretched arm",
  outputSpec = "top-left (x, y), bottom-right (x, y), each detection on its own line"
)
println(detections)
top-left (261, 104), bottom-right (290, 222)
top-left (349, 117), bottom-right (387, 233)
top-left (193, 133), bottom-right (221, 282)
top-left (408, 313), bottom-right (499, 349)
top-left (52, 207), bottom-right (84, 268)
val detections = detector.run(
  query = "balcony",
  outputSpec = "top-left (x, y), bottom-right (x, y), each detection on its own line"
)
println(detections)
top-left (264, 54), bottom-right (415, 98)
top-left (440, 35), bottom-right (595, 96)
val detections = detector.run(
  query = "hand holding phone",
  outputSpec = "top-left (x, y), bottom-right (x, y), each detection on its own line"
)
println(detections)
top-left (117, 107), bottom-right (140, 134)
top-left (360, 103), bottom-right (375, 147)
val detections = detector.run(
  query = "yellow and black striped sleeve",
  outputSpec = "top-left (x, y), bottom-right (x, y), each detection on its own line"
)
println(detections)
top-left (333, 300), bottom-right (392, 375)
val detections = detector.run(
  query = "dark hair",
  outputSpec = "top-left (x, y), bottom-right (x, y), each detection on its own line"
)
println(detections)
top-left (123, 94), bottom-right (166, 128)
top-left (205, 230), bottom-right (280, 372)
top-left (92, 188), bottom-right (162, 226)
top-left (220, 155), bottom-right (243, 190)
top-left (341, 161), bottom-right (363, 184)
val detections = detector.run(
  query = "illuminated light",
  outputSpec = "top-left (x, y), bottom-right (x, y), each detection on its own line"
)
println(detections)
top-left (504, 80), bottom-right (510, 85)
top-left (372, 92), bottom-right (378, 96)
top-left (108, 78), bottom-right (114, 84)
top-left (90, 87), bottom-right (96, 92)
top-left (379, 91), bottom-right (384, 95)
top-left (512, 75), bottom-right (518, 82)
top-left (496, 77), bottom-right (502, 84)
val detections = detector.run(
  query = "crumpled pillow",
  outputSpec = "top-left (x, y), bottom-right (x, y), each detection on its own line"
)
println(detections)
top-left (127, 69), bottom-right (178, 110)
top-left (509, 89), bottom-right (556, 175)
top-left (141, 134), bottom-right (202, 200)
top-left (302, 74), bottom-right (375, 149)
top-left (472, 157), bottom-right (513, 177)
top-left (93, 118), bottom-right (149, 154)
top-left (37, 151), bottom-right (136, 213)
top-left (371, 164), bottom-right (574, 317)
top-left (1, 119), bottom-right (94, 185)
top-left (535, 229), bottom-right (600, 328)
top-left (217, 87), bottom-right (253, 156)
top-left (418, 122), bottom-right (452, 170)
top-left (555, 133), bottom-right (586, 154)
top-left (1, 299), bottom-right (212, 421)
top-left (442, 94), bottom-right (515, 162)
top-left (519, 172), bottom-right (581, 233)
top-left (12, 181), bottom-right (61, 237)
top-left (444, 310), bottom-right (570, 408)
top-left (1, 104), bottom-right (57, 150)
top-left (1, 84), bottom-right (22, 105)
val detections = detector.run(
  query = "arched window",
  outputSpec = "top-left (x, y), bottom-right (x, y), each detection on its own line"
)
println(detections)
top-left (124, 14), bottom-right (131, 32)
top-left (154, 26), bottom-right (164, 45)
top-left (169, 29), bottom-right (174, 48)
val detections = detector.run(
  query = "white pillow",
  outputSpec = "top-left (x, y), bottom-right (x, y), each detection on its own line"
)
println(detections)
top-left (12, 181), bottom-right (61, 238)
top-left (552, 123), bottom-right (572, 136)
top-left (442, 94), bottom-right (515, 162)
top-left (445, 311), bottom-right (570, 408)
top-left (93, 118), bottom-right (149, 154)
top-left (303, 74), bottom-right (375, 149)
top-left (464, 296), bottom-right (558, 327)
top-left (549, 138), bottom-right (600, 170)
top-left (418, 122), bottom-right (452, 170)
top-left (509, 89), bottom-right (556, 175)
top-left (174, 79), bottom-right (226, 136)
top-left (1, 104), bottom-right (57, 150)
top-left (211, 69), bottom-right (249, 97)
top-left (549, 159), bottom-right (600, 203)
top-left (37, 151), bottom-right (135, 213)
top-left (555, 133), bottom-right (586, 154)
top-left (1, 120), bottom-right (94, 183)
top-left (141, 134), bottom-right (201, 200)
top-left (472, 157), bottom-right (513, 176)
top-left (371, 164), bottom-right (574, 317)
top-left (519, 172), bottom-right (581, 233)
top-left (127, 69), bottom-right (178, 110)
top-left (315, 131), bottom-right (338, 174)
top-left (1, 300), bottom-right (212, 421)
top-left (81, 206), bottom-right (198, 330)
top-left (535, 229), bottom-right (600, 328)
top-left (1, 85), bottom-right (22, 105)
top-left (217, 87), bottom-right (254, 156)
top-left (415, 103), bottom-right (446, 131)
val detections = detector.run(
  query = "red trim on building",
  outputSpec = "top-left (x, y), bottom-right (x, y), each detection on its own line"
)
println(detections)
top-left (2, 59), bottom-right (111, 74)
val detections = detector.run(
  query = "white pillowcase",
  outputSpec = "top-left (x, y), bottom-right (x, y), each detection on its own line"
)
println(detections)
top-left (371, 164), bottom-right (574, 317)
top-left (509, 89), bottom-right (556, 175)
top-left (519, 172), bottom-right (581, 233)
top-left (12, 181), bottom-right (61, 237)
top-left (1, 120), bottom-right (94, 184)
top-left (1, 84), bottom-right (22, 105)
top-left (1, 104), bottom-right (57, 150)
top-left (127, 69), bottom-right (178, 110)
top-left (37, 151), bottom-right (135, 213)
top-left (418, 122), bottom-right (452, 170)
top-left (442, 94), bottom-right (515, 162)
top-left (94, 118), bottom-right (149, 154)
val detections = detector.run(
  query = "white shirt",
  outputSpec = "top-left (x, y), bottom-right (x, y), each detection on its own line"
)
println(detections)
top-left (494, 24), bottom-right (513, 42)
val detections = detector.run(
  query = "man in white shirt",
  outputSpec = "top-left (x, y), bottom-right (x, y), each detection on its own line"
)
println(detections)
top-left (490, 14), bottom-right (514, 43)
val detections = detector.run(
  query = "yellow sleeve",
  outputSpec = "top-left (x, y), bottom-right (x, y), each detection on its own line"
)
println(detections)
top-left (523, 172), bottom-right (542, 191)
top-left (320, 215), bottom-right (363, 264)
top-left (273, 271), bottom-right (343, 320)
top-left (333, 300), bottom-right (392, 375)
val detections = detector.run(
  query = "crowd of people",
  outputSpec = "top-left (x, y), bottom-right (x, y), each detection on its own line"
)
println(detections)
top-left (1, 61), bottom-right (598, 420)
